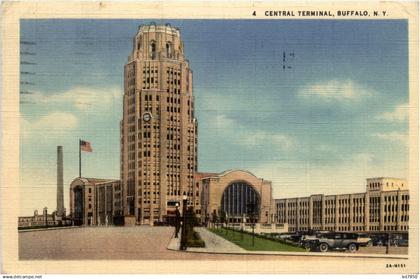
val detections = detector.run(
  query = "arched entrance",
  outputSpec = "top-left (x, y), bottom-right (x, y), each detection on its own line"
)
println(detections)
top-left (220, 181), bottom-right (260, 223)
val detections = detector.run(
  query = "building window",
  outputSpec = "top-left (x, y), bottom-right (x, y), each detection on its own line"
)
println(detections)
top-left (150, 41), bottom-right (156, 59)
top-left (166, 42), bottom-right (172, 58)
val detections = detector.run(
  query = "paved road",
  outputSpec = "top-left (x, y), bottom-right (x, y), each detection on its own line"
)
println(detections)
top-left (19, 226), bottom-right (177, 260)
top-left (18, 226), bottom-right (407, 261)
top-left (357, 246), bottom-right (408, 255)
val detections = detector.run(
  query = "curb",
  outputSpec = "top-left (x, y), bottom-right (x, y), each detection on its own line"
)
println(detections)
top-left (181, 247), bottom-right (408, 259)
top-left (18, 226), bottom-right (82, 233)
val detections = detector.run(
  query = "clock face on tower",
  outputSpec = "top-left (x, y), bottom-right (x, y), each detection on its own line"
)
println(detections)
top-left (143, 112), bottom-right (152, 122)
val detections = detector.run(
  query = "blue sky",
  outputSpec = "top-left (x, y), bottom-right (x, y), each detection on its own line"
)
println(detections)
top-left (20, 19), bottom-right (408, 215)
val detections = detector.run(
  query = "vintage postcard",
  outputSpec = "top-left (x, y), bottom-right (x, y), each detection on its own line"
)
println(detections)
top-left (1, 0), bottom-right (419, 276)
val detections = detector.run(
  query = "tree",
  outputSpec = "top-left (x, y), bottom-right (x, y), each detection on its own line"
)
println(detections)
top-left (247, 202), bottom-right (257, 246)
top-left (219, 210), bottom-right (229, 234)
top-left (212, 211), bottom-right (219, 229)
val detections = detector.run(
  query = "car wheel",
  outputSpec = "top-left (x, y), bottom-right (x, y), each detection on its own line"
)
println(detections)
top-left (348, 243), bottom-right (358, 253)
top-left (366, 240), bottom-right (373, 247)
top-left (319, 243), bottom-right (329, 252)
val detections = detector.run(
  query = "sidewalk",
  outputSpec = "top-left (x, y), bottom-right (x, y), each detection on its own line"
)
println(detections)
top-left (167, 234), bottom-right (181, 250)
top-left (188, 227), bottom-right (246, 253)
top-left (166, 227), bottom-right (245, 253)
top-left (167, 227), bottom-right (408, 259)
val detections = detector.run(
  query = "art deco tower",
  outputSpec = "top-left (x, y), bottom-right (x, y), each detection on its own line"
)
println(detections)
top-left (121, 23), bottom-right (198, 224)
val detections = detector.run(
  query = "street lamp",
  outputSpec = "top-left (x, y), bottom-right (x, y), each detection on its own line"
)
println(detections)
top-left (180, 195), bottom-right (188, 250)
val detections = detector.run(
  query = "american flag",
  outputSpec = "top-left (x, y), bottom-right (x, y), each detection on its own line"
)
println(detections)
top-left (80, 140), bottom-right (93, 152)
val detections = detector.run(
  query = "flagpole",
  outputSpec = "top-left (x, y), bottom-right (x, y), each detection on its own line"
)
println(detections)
top-left (79, 139), bottom-right (81, 178)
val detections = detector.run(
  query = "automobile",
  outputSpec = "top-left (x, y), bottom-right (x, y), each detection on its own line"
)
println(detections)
top-left (389, 233), bottom-right (409, 247)
top-left (278, 233), bottom-right (294, 240)
top-left (304, 232), bottom-right (360, 252)
top-left (356, 233), bottom-right (373, 247)
top-left (300, 235), bottom-right (319, 249)
top-left (300, 232), bottom-right (327, 248)
top-left (275, 232), bottom-right (302, 242)
top-left (369, 233), bottom-right (389, 246)
top-left (299, 230), bottom-right (332, 247)
top-left (288, 232), bottom-right (305, 242)
top-left (367, 232), bottom-right (408, 247)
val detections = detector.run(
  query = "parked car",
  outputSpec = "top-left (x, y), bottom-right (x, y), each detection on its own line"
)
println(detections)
top-left (278, 233), bottom-right (294, 240)
top-left (299, 230), bottom-right (331, 247)
top-left (300, 235), bottom-right (319, 249)
top-left (300, 232), bottom-right (327, 249)
top-left (278, 233), bottom-right (293, 240)
top-left (369, 233), bottom-right (389, 246)
top-left (356, 233), bottom-right (373, 247)
top-left (288, 232), bottom-right (305, 242)
top-left (389, 233), bottom-right (409, 247)
top-left (304, 232), bottom-right (360, 252)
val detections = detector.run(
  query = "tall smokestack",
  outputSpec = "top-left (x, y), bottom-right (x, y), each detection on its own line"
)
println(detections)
top-left (57, 146), bottom-right (64, 217)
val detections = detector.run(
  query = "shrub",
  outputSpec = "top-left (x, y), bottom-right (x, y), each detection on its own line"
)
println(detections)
top-left (183, 206), bottom-right (205, 248)
top-left (187, 231), bottom-right (205, 247)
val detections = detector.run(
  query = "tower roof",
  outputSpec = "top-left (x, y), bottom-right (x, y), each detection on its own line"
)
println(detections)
top-left (137, 23), bottom-right (180, 36)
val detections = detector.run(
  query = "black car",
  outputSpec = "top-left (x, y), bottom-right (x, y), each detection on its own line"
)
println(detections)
top-left (289, 232), bottom-right (306, 242)
top-left (304, 232), bottom-right (360, 252)
top-left (369, 233), bottom-right (389, 246)
top-left (368, 232), bottom-right (409, 247)
top-left (278, 232), bottom-right (303, 242)
top-left (389, 232), bottom-right (409, 247)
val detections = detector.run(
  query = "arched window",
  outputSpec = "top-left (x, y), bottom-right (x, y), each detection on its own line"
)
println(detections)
top-left (150, 41), bottom-right (156, 59)
top-left (166, 42), bottom-right (172, 58)
top-left (220, 182), bottom-right (260, 221)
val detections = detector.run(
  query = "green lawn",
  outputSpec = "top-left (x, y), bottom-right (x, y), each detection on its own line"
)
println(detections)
top-left (209, 227), bottom-right (306, 252)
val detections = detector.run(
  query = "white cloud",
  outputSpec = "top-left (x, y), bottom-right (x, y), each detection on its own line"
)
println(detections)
top-left (21, 112), bottom-right (78, 136)
top-left (372, 132), bottom-right (408, 145)
top-left (21, 112), bottom-right (78, 144)
top-left (21, 86), bottom-right (122, 143)
top-left (350, 153), bottom-right (374, 164)
top-left (376, 103), bottom-right (408, 122)
top-left (23, 112), bottom-right (78, 130)
top-left (243, 133), bottom-right (296, 151)
top-left (299, 79), bottom-right (375, 102)
top-left (212, 114), bottom-right (237, 129)
top-left (207, 113), bottom-right (297, 152)
top-left (32, 86), bottom-right (121, 110)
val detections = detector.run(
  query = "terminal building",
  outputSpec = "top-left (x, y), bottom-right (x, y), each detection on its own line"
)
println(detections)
top-left (69, 178), bottom-right (123, 226)
top-left (120, 23), bottom-right (198, 225)
top-left (199, 170), bottom-right (275, 224)
top-left (275, 177), bottom-right (409, 233)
